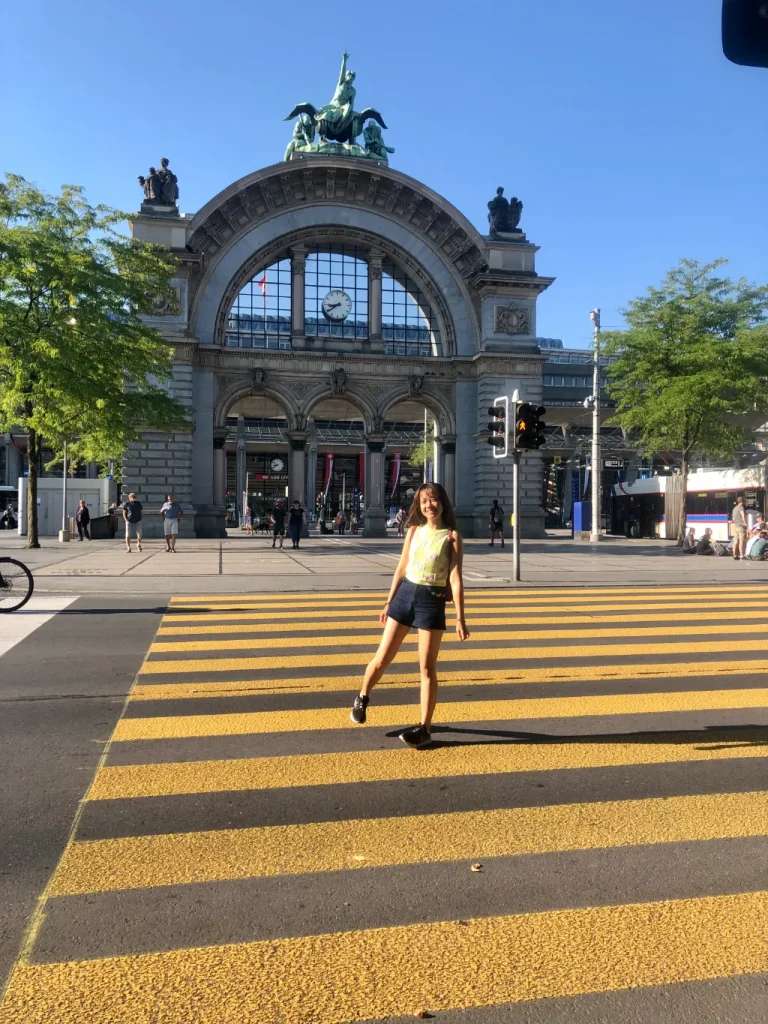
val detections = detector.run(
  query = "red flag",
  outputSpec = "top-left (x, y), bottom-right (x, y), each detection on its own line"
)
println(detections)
top-left (256, 273), bottom-right (268, 296)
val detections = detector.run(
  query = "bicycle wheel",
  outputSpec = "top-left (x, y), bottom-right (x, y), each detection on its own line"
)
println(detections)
top-left (0, 558), bottom-right (34, 612)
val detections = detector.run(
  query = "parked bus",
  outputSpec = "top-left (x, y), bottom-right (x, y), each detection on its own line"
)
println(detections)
top-left (611, 465), bottom-right (767, 540)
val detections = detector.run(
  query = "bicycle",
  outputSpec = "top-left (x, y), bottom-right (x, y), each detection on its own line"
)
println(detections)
top-left (0, 557), bottom-right (34, 612)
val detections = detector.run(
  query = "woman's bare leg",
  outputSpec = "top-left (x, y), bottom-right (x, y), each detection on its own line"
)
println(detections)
top-left (360, 618), bottom-right (410, 697)
top-left (417, 628), bottom-right (444, 729)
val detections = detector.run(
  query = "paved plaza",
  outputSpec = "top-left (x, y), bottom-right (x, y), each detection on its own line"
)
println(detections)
top-left (2, 532), bottom-right (767, 594)
top-left (1, 584), bottom-right (766, 1022)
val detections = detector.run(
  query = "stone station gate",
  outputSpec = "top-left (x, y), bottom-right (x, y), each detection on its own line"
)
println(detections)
top-left (128, 157), bottom-right (554, 537)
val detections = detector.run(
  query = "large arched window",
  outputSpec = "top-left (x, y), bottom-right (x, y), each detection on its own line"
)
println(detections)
top-left (223, 246), bottom-right (442, 355)
top-left (305, 247), bottom-right (368, 340)
top-left (382, 261), bottom-right (440, 357)
top-left (225, 258), bottom-right (291, 349)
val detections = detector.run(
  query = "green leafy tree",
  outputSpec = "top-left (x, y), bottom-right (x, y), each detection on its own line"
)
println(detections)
top-left (603, 259), bottom-right (768, 543)
top-left (0, 174), bottom-right (188, 547)
top-left (409, 421), bottom-right (434, 472)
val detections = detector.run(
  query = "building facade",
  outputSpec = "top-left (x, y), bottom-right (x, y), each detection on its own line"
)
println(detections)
top-left (128, 157), bottom-right (558, 537)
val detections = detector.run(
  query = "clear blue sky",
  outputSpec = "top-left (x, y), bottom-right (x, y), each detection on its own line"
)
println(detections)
top-left (3, 0), bottom-right (766, 346)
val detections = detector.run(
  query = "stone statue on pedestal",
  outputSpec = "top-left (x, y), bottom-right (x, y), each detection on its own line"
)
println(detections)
top-left (138, 158), bottom-right (180, 213)
top-left (487, 186), bottom-right (523, 237)
top-left (284, 53), bottom-right (392, 163)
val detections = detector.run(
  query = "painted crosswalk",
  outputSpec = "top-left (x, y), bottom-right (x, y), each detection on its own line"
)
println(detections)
top-left (1, 584), bottom-right (768, 1023)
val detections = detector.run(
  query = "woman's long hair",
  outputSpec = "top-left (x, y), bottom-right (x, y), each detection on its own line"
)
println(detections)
top-left (404, 483), bottom-right (457, 530)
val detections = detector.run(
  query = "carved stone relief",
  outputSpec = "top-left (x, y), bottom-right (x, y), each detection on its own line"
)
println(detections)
top-left (494, 306), bottom-right (530, 335)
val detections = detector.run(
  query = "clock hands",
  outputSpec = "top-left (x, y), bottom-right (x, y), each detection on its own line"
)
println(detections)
top-left (324, 301), bottom-right (342, 310)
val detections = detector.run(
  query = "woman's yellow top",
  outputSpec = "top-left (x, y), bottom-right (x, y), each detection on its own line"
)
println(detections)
top-left (405, 525), bottom-right (453, 586)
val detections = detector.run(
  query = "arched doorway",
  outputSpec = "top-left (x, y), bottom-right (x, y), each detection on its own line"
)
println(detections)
top-left (221, 394), bottom-right (290, 528)
top-left (306, 397), bottom-right (367, 534)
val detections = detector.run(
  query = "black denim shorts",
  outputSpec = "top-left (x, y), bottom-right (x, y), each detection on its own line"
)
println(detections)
top-left (388, 578), bottom-right (447, 631)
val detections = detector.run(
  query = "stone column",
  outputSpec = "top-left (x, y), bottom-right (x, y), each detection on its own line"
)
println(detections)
top-left (213, 430), bottom-right (227, 507)
top-left (287, 434), bottom-right (307, 505)
top-left (291, 246), bottom-right (306, 346)
top-left (433, 438), bottom-right (444, 486)
top-left (235, 416), bottom-right (246, 519)
top-left (363, 436), bottom-right (386, 537)
top-left (441, 436), bottom-right (456, 506)
top-left (305, 432), bottom-right (318, 523)
top-left (368, 250), bottom-right (384, 353)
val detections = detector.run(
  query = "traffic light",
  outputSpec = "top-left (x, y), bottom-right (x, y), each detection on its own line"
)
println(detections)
top-left (486, 397), bottom-right (508, 458)
top-left (515, 403), bottom-right (547, 450)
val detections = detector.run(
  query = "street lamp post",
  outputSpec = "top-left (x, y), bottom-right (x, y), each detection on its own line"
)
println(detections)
top-left (589, 308), bottom-right (601, 543)
top-left (59, 441), bottom-right (69, 543)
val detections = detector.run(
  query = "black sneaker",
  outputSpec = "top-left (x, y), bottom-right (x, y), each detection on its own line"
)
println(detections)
top-left (350, 694), bottom-right (369, 724)
top-left (399, 725), bottom-right (432, 748)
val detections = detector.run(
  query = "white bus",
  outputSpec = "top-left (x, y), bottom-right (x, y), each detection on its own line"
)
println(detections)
top-left (611, 464), bottom-right (766, 540)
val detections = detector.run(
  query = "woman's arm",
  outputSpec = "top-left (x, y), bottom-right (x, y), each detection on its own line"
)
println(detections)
top-left (379, 526), bottom-right (415, 623)
top-left (449, 532), bottom-right (470, 641)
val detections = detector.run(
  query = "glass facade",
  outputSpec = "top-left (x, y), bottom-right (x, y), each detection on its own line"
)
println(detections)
top-left (224, 258), bottom-right (292, 350)
top-left (223, 248), bottom-right (440, 355)
top-left (382, 261), bottom-right (438, 357)
top-left (305, 247), bottom-right (368, 339)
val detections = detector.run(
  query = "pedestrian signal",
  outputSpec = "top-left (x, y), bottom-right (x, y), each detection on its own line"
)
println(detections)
top-left (487, 397), bottom-right (508, 458)
top-left (515, 403), bottom-right (547, 450)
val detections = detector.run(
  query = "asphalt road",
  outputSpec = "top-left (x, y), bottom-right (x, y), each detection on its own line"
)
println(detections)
top-left (0, 585), bottom-right (767, 1022)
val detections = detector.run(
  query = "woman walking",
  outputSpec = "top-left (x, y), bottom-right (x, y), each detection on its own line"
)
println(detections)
top-left (350, 482), bottom-right (470, 747)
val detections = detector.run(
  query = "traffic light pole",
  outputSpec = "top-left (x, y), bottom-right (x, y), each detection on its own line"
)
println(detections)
top-left (589, 308), bottom-right (601, 544)
top-left (512, 449), bottom-right (521, 582)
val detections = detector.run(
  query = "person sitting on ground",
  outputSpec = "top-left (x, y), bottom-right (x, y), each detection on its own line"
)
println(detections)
top-left (682, 527), bottom-right (697, 553)
top-left (747, 530), bottom-right (768, 560)
top-left (695, 528), bottom-right (715, 555)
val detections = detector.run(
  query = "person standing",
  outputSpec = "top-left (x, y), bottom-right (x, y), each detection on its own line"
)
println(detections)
top-left (731, 495), bottom-right (748, 560)
top-left (160, 493), bottom-right (183, 552)
top-left (489, 499), bottom-right (505, 547)
top-left (288, 500), bottom-right (304, 549)
top-left (75, 499), bottom-right (91, 541)
top-left (243, 503), bottom-right (253, 535)
top-left (271, 501), bottom-right (286, 549)
top-left (122, 492), bottom-right (143, 553)
top-left (350, 482), bottom-right (470, 748)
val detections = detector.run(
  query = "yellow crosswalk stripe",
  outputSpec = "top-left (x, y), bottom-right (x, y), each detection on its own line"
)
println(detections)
top-left (148, 619), bottom-right (768, 654)
top-left (154, 606), bottom-right (768, 636)
top-left (91, 735), bottom-right (767, 801)
top-left (168, 584), bottom-right (768, 603)
top-left (113, 688), bottom-right (768, 741)
top-left (50, 791), bottom-right (768, 896)
top-left (138, 636), bottom-right (768, 675)
top-left (3, 891), bottom-right (767, 1023)
top-left (161, 597), bottom-right (768, 623)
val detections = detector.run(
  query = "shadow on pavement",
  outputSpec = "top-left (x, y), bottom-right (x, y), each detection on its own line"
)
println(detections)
top-left (387, 723), bottom-right (768, 751)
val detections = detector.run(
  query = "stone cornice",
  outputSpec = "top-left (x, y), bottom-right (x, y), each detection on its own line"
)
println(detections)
top-left (186, 160), bottom-right (488, 282)
top-left (177, 341), bottom-right (544, 380)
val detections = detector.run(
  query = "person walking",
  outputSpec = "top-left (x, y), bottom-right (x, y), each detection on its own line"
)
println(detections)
top-left (75, 499), bottom-right (91, 541)
top-left (160, 493), bottom-right (183, 552)
top-left (271, 501), bottom-right (286, 549)
top-left (122, 492), bottom-right (143, 553)
top-left (288, 500), bottom-right (304, 549)
top-left (243, 503), bottom-right (253, 535)
top-left (395, 507), bottom-right (406, 538)
top-left (489, 499), bottom-right (505, 547)
top-left (335, 509), bottom-right (347, 535)
top-left (350, 482), bottom-right (470, 748)
top-left (731, 495), bottom-right (748, 560)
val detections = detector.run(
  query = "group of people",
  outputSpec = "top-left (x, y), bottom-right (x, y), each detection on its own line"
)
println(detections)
top-left (116, 493), bottom-right (184, 553)
top-left (248, 500), bottom-right (305, 549)
top-left (333, 509), bottom-right (360, 534)
top-left (682, 496), bottom-right (768, 559)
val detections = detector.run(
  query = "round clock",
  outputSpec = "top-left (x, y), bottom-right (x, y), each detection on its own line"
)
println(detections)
top-left (321, 289), bottom-right (352, 322)
top-left (270, 458), bottom-right (284, 473)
